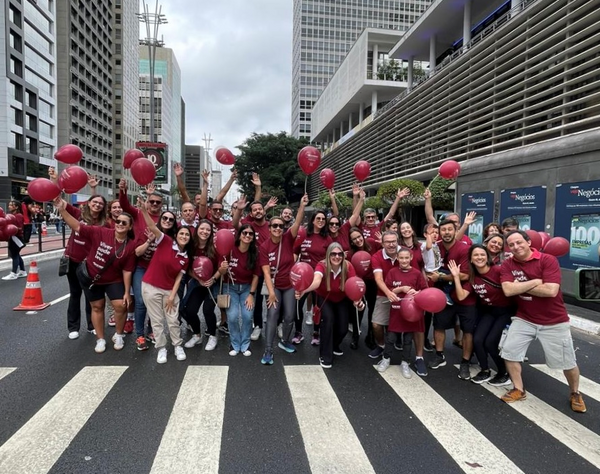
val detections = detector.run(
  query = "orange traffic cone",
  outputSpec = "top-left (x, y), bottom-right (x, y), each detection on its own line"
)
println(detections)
top-left (13, 261), bottom-right (50, 311)
top-left (41, 222), bottom-right (48, 237)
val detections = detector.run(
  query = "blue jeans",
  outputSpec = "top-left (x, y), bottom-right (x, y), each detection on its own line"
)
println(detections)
top-left (225, 283), bottom-right (253, 352)
top-left (133, 265), bottom-right (148, 337)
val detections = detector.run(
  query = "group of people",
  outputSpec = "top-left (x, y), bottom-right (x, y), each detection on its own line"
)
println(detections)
top-left (2, 164), bottom-right (587, 414)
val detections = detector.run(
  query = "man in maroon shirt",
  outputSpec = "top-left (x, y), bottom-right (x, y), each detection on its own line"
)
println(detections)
top-left (499, 230), bottom-right (586, 413)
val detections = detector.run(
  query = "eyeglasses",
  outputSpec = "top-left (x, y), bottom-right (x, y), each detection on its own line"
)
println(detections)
top-left (329, 222), bottom-right (340, 227)
top-left (241, 231), bottom-right (254, 237)
top-left (161, 216), bottom-right (175, 223)
top-left (270, 223), bottom-right (284, 229)
top-left (383, 240), bottom-right (398, 246)
top-left (365, 215), bottom-right (376, 220)
top-left (330, 252), bottom-right (344, 257)
top-left (115, 219), bottom-right (129, 226)
top-left (149, 200), bottom-right (162, 205)
top-left (315, 217), bottom-right (326, 221)
top-left (212, 207), bottom-right (223, 212)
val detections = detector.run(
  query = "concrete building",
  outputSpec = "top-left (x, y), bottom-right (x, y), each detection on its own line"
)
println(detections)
top-left (291, 0), bottom-right (432, 140)
top-left (0, 0), bottom-right (57, 202)
top-left (55, 0), bottom-right (114, 198)
top-left (112, 0), bottom-right (140, 192)
top-left (183, 144), bottom-right (206, 198)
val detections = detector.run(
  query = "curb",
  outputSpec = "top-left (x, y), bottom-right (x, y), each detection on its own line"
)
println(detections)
top-left (0, 250), bottom-right (64, 272)
top-left (569, 314), bottom-right (600, 336)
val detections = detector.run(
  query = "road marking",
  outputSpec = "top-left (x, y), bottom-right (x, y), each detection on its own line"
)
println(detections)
top-left (49, 294), bottom-right (70, 306)
top-left (380, 366), bottom-right (523, 474)
top-left (285, 365), bottom-right (375, 474)
top-left (0, 368), bottom-right (16, 382)
top-left (150, 366), bottom-right (228, 474)
top-left (530, 364), bottom-right (600, 402)
top-left (0, 366), bottom-right (126, 473)
top-left (483, 383), bottom-right (600, 469)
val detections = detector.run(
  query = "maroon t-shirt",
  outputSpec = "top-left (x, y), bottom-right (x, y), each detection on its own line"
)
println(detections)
top-left (222, 245), bottom-right (260, 285)
top-left (118, 193), bottom-right (159, 268)
top-left (314, 261), bottom-right (357, 302)
top-left (359, 223), bottom-right (379, 240)
top-left (65, 204), bottom-right (108, 263)
top-left (500, 250), bottom-right (568, 325)
top-left (438, 239), bottom-right (470, 271)
top-left (298, 233), bottom-right (333, 268)
top-left (142, 234), bottom-right (189, 290)
top-left (259, 231), bottom-right (296, 290)
top-left (331, 221), bottom-right (351, 252)
top-left (371, 249), bottom-right (401, 296)
top-left (386, 266), bottom-right (427, 333)
top-left (464, 265), bottom-right (513, 307)
top-left (400, 243), bottom-right (424, 272)
top-left (79, 226), bottom-right (136, 284)
top-left (241, 215), bottom-right (270, 248)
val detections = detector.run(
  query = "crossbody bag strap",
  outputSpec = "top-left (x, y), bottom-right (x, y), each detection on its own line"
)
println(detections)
top-left (91, 239), bottom-right (127, 284)
top-left (272, 241), bottom-right (283, 280)
top-left (479, 275), bottom-right (501, 289)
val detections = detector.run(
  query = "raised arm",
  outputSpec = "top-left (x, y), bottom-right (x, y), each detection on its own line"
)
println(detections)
top-left (448, 260), bottom-right (470, 301)
top-left (215, 168), bottom-right (237, 202)
top-left (383, 187), bottom-right (410, 222)
top-left (87, 174), bottom-right (99, 195)
top-left (232, 195), bottom-right (248, 229)
top-left (351, 183), bottom-right (360, 210)
top-left (137, 196), bottom-right (161, 239)
top-left (289, 194), bottom-right (309, 238)
top-left (118, 179), bottom-right (138, 216)
top-left (251, 172), bottom-right (262, 203)
top-left (424, 188), bottom-right (436, 225)
top-left (54, 197), bottom-right (81, 233)
top-left (198, 169), bottom-right (210, 218)
top-left (174, 162), bottom-right (191, 204)
top-left (348, 190), bottom-right (365, 227)
top-left (329, 189), bottom-right (339, 217)
top-left (456, 211), bottom-right (476, 241)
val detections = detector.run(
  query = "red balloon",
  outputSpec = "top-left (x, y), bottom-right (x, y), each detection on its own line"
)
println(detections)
top-left (345, 276), bottom-right (366, 301)
top-left (27, 178), bottom-right (61, 203)
top-left (439, 160), bottom-right (461, 179)
top-left (123, 149), bottom-right (145, 169)
top-left (0, 207), bottom-right (4, 218)
top-left (297, 146), bottom-right (321, 175)
top-left (290, 262), bottom-right (314, 292)
top-left (525, 230), bottom-right (542, 250)
top-left (59, 166), bottom-right (88, 194)
top-left (130, 158), bottom-right (156, 186)
top-left (0, 228), bottom-right (7, 241)
top-left (215, 147), bottom-right (236, 165)
top-left (319, 168), bottom-right (335, 190)
top-left (54, 144), bottom-right (83, 164)
top-left (350, 251), bottom-right (371, 278)
top-left (543, 237), bottom-right (570, 257)
top-left (353, 161), bottom-right (371, 182)
top-left (414, 287), bottom-right (447, 313)
top-left (214, 229), bottom-right (235, 256)
top-left (4, 214), bottom-right (17, 225)
top-left (4, 224), bottom-right (18, 237)
top-left (401, 297), bottom-right (424, 322)
top-left (192, 256), bottom-right (214, 280)
top-left (539, 231), bottom-right (551, 249)
top-left (0, 217), bottom-right (6, 228)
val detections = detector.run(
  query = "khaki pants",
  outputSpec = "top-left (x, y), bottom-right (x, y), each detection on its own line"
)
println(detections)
top-left (141, 281), bottom-right (182, 349)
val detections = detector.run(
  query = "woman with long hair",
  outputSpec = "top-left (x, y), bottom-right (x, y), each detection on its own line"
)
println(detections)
top-left (106, 200), bottom-right (123, 228)
top-left (484, 234), bottom-right (506, 265)
top-left (259, 195), bottom-right (308, 365)
top-left (483, 222), bottom-right (501, 239)
top-left (296, 242), bottom-right (364, 368)
top-left (398, 222), bottom-right (424, 271)
top-left (1, 200), bottom-right (26, 280)
top-left (221, 224), bottom-right (260, 356)
top-left (448, 244), bottom-right (515, 386)
top-left (55, 197), bottom-right (136, 354)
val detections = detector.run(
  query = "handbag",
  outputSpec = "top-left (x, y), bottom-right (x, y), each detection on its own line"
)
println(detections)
top-left (58, 254), bottom-right (70, 277)
top-left (76, 240), bottom-right (127, 289)
top-left (217, 260), bottom-right (232, 309)
top-left (262, 242), bottom-right (282, 296)
top-left (312, 292), bottom-right (330, 325)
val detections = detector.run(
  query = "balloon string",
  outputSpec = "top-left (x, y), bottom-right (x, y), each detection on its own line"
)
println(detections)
top-left (304, 176), bottom-right (308, 195)
top-left (355, 306), bottom-right (361, 336)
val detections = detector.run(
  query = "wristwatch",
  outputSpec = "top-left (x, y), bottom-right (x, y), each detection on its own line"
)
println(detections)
top-left (249, 291), bottom-right (256, 296)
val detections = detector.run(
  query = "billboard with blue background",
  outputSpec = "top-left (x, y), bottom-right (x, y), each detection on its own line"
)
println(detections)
top-left (460, 191), bottom-right (494, 244)
top-left (500, 186), bottom-right (546, 232)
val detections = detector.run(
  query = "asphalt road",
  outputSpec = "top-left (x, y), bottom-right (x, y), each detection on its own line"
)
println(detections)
top-left (0, 258), bottom-right (599, 474)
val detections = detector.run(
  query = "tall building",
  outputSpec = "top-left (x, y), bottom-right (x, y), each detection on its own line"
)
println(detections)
top-left (291, 0), bottom-right (432, 140)
top-left (0, 0), bottom-right (57, 202)
top-left (56, 0), bottom-right (114, 198)
top-left (112, 0), bottom-right (140, 192)
top-left (183, 145), bottom-right (206, 197)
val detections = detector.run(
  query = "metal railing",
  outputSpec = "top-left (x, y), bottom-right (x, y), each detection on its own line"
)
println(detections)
top-left (0, 223), bottom-right (69, 262)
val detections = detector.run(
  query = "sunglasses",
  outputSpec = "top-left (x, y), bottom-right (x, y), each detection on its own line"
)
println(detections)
top-left (329, 222), bottom-right (340, 227)
top-left (115, 219), bottom-right (130, 226)
top-left (270, 223), bottom-right (284, 229)
top-left (241, 231), bottom-right (254, 237)
top-left (330, 252), bottom-right (344, 257)
top-left (161, 216), bottom-right (175, 223)
top-left (365, 216), bottom-right (376, 220)
top-left (212, 207), bottom-right (224, 212)
top-left (149, 200), bottom-right (162, 205)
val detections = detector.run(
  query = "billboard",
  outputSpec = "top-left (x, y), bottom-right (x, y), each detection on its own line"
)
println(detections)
top-left (500, 186), bottom-right (547, 232)
top-left (460, 191), bottom-right (494, 244)
top-left (136, 142), bottom-right (169, 183)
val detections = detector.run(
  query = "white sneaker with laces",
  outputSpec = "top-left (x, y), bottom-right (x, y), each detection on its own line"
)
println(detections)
top-left (251, 326), bottom-right (262, 341)
top-left (304, 310), bottom-right (313, 326)
top-left (205, 335), bottom-right (218, 351)
top-left (184, 334), bottom-right (203, 348)
top-left (229, 349), bottom-right (238, 356)
top-left (375, 356), bottom-right (390, 373)
top-left (2, 272), bottom-right (18, 280)
top-left (68, 331), bottom-right (79, 340)
top-left (112, 333), bottom-right (125, 351)
top-left (401, 361), bottom-right (413, 379)
top-left (157, 348), bottom-right (168, 364)
top-left (174, 346), bottom-right (186, 361)
top-left (94, 339), bottom-right (106, 353)
top-left (17, 270), bottom-right (27, 278)
top-left (243, 349), bottom-right (252, 357)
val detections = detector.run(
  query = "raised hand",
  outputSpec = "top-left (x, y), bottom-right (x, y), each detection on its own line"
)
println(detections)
top-left (173, 162), bottom-right (184, 177)
top-left (448, 260), bottom-right (460, 277)
top-left (265, 196), bottom-right (278, 210)
top-left (145, 183), bottom-right (156, 195)
top-left (397, 187), bottom-right (410, 199)
top-left (464, 211), bottom-right (477, 226)
top-left (202, 169), bottom-right (210, 184)
top-left (87, 174), bottom-right (99, 188)
top-left (251, 172), bottom-right (261, 186)
top-left (423, 188), bottom-right (432, 200)
top-left (119, 178), bottom-right (127, 192)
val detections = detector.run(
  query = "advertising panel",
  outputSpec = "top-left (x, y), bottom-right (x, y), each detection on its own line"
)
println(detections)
top-left (136, 142), bottom-right (169, 183)
top-left (460, 191), bottom-right (494, 244)
top-left (500, 186), bottom-right (547, 232)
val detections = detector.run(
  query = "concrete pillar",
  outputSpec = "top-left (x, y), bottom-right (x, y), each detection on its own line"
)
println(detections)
top-left (407, 56), bottom-right (414, 89)
top-left (327, 134), bottom-right (331, 148)
top-left (511, 0), bottom-right (521, 11)
top-left (340, 121), bottom-right (344, 137)
top-left (463, 0), bottom-right (472, 50)
top-left (371, 90), bottom-right (378, 115)
top-left (348, 112), bottom-right (353, 130)
top-left (358, 103), bottom-right (364, 122)
top-left (373, 43), bottom-right (379, 78)
top-left (429, 35), bottom-right (436, 72)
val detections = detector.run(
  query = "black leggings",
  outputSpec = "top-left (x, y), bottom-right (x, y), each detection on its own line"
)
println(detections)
top-left (66, 259), bottom-right (92, 332)
top-left (318, 296), bottom-right (351, 365)
top-left (181, 285), bottom-right (217, 336)
top-left (473, 306), bottom-right (513, 373)
top-left (253, 276), bottom-right (265, 328)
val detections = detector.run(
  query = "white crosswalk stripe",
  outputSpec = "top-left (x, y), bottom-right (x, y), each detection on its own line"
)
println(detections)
top-left (0, 367), bottom-right (16, 382)
top-left (530, 363), bottom-right (600, 402)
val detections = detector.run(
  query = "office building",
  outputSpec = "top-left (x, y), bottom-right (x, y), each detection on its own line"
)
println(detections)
top-left (183, 144), bottom-right (207, 197)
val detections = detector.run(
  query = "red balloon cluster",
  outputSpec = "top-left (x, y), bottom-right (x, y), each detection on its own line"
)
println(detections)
top-left (130, 158), bottom-right (156, 186)
top-left (353, 161), bottom-right (371, 182)
top-left (123, 149), bottom-right (145, 169)
top-left (27, 178), bottom-right (61, 203)
top-left (439, 160), bottom-right (461, 179)
top-left (59, 166), bottom-right (88, 194)
top-left (350, 251), bottom-right (371, 278)
top-left (192, 256), bottom-right (214, 280)
top-left (400, 297), bottom-right (423, 322)
top-left (297, 146), bottom-right (322, 175)
top-left (54, 144), bottom-right (83, 164)
top-left (413, 288), bottom-right (447, 313)
top-left (214, 147), bottom-right (236, 166)
top-left (0, 212), bottom-right (19, 241)
top-left (214, 229), bottom-right (235, 256)
top-left (525, 229), bottom-right (543, 250)
top-left (543, 236), bottom-right (569, 257)
top-left (319, 168), bottom-right (335, 190)
top-left (290, 262), bottom-right (314, 292)
top-left (345, 276), bottom-right (366, 301)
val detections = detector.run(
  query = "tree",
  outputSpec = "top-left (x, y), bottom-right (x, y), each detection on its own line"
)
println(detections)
top-left (364, 196), bottom-right (388, 212)
top-left (235, 132), bottom-right (309, 204)
top-left (313, 191), bottom-right (353, 215)
top-left (427, 177), bottom-right (455, 210)
top-left (377, 178), bottom-right (426, 223)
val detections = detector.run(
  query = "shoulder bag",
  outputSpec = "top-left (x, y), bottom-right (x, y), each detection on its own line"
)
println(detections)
top-left (76, 240), bottom-right (127, 289)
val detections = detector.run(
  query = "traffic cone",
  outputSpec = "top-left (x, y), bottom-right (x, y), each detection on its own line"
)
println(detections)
top-left (13, 261), bottom-right (50, 311)
top-left (41, 222), bottom-right (48, 237)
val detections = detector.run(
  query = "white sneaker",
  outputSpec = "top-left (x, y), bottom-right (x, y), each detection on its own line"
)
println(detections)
top-left (157, 348), bottom-right (168, 364)
top-left (243, 349), bottom-right (252, 357)
top-left (68, 331), bottom-right (79, 340)
top-left (184, 334), bottom-right (203, 348)
top-left (277, 323), bottom-right (283, 340)
top-left (304, 310), bottom-right (313, 326)
top-left (17, 270), bottom-right (27, 278)
top-left (174, 346), bottom-right (186, 361)
top-left (112, 333), bottom-right (125, 351)
top-left (2, 272), bottom-right (18, 280)
top-left (251, 326), bottom-right (262, 341)
top-left (229, 349), bottom-right (238, 356)
top-left (401, 361), bottom-right (413, 379)
top-left (205, 335), bottom-right (218, 351)
top-left (94, 339), bottom-right (106, 353)
top-left (375, 356), bottom-right (390, 373)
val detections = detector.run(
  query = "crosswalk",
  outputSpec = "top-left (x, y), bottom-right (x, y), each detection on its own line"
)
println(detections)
top-left (0, 362), bottom-right (598, 474)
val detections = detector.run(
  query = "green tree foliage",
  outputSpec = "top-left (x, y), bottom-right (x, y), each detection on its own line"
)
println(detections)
top-left (364, 196), bottom-right (388, 211)
top-left (313, 191), bottom-right (353, 215)
top-left (377, 178), bottom-right (426, 223)
top-left (428, 177), bottom-right (455, 210)
top-left (235, 132), bottom-right (309, 204)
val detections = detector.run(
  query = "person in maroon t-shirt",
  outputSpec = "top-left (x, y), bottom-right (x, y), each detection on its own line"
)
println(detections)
top-left (398, 222), bottom-right (424, 272)
top-left (328, 187), bottom-right (362, 253)
top-left (56, 198), bottom-right (137, 355)
top-left (424, 188), bottom-right (474, 245)
top-left (356, 187), bottom-right (410, 240)
top-left (498, 230), bottom-right (586, 413)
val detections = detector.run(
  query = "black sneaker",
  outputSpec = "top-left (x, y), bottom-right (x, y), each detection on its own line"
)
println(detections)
top-left (458, 361), bottom-right (471, 380)
top-left (429, 354), bottom-right (446, 369)
top-left (218, 322), bottom-right (229, 335)
top-left (488, 373), bottom-right (512, 386)
top-left (368, 346), bottom-right (384, 359)
top-left (423, 340), bottom-right (434, 352)
top-left (414, 358), bottom-right (428, 377)
top-left (471, 369), bottom-right (492, 384)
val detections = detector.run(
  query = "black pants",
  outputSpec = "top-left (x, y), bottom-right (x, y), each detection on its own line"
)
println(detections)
top-left (181, 284), bottom-right (217, 336)
top-left (473, 306), bottom-right (512, 373)
top-left (22, 224), bottom-right (32, 244)
top-left (66, 260), bottom-right (92, 332)
top-left (318, 295), bottom-right (351, 365)
top-left (253, 275), bottom-right (264, 328)
top-left (7, 238), bottom-right (24, 274)
top-left (384, 331), bottom-right (413, 361)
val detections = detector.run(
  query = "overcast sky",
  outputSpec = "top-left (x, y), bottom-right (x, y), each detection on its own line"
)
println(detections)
top-left (157, 0), bottom-right (293, 168)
